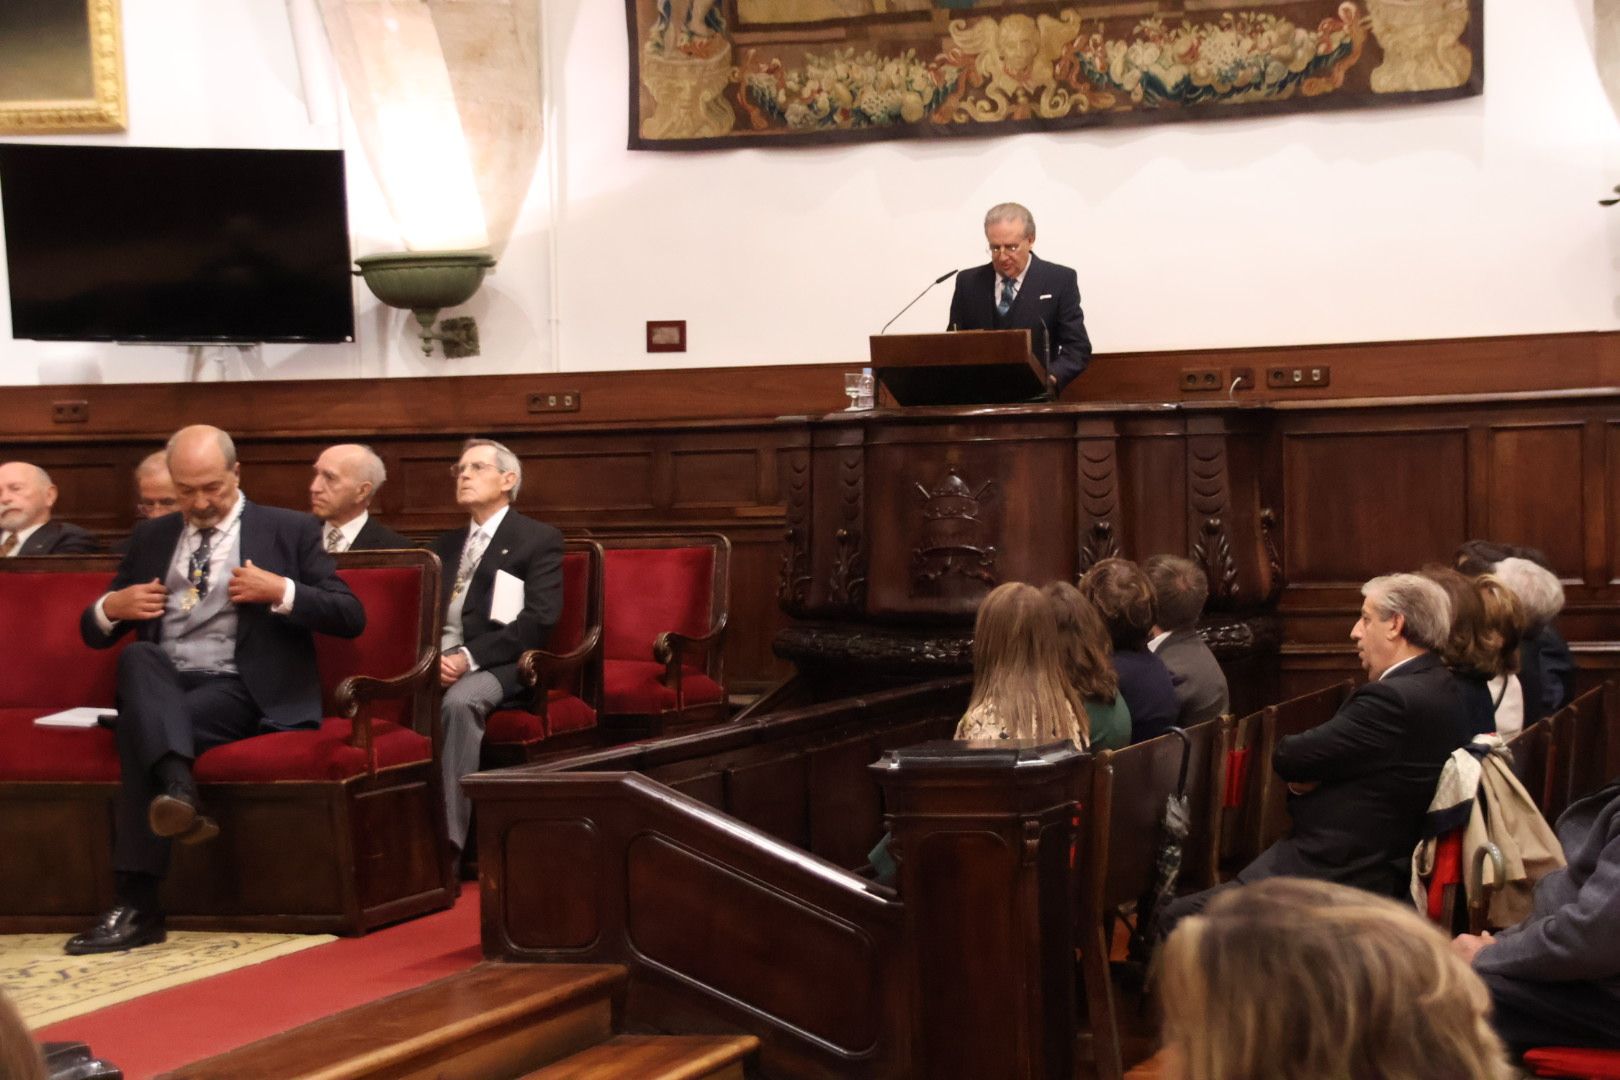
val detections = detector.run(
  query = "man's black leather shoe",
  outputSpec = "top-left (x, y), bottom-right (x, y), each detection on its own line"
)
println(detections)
top-left (148, 784), bottom-right (218, 844)
top-left (64, 906), bottom-right (166, 955)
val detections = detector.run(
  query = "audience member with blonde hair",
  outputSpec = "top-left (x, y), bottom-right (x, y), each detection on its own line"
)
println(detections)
top-left (0, 988), bottom-right (45, 1080)
top-left (1420, 565), bottom-right (1525, 736)
top-left (1040, 581), bottom-right (1129, 751)
top-left (956, 581), bottom-right (1087, 748)
top-left (1158, 877), bottom-right (1514, 1080)
top-left (1078, 558), bottom-right (1178, 743)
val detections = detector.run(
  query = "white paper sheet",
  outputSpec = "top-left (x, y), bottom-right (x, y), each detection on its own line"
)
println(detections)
top-left (34, 707), bottom-right (115, 729)
top-left (490, 568), bottom-right (524, 625)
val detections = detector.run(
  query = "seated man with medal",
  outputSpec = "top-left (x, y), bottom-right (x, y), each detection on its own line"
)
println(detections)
top-left (68, 424), bottom-right (365, 955)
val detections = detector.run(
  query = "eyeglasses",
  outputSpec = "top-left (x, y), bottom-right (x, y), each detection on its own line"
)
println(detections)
top-left (449, 461), bottom-right (503, 478)
top-left (988, 242), bottom-right (1026, 256)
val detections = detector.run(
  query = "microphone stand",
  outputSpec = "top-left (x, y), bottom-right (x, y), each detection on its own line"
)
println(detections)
top-left (880, 268), bottom-right (959, 335)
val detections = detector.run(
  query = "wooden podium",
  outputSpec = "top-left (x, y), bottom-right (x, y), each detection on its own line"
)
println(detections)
top-left (868, 330), bottom-right (1053, 407)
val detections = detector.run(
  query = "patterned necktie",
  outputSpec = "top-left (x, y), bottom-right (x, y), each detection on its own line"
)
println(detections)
top-left (189, 528), bottom-right (217, 601)
top-left (0, 532), bottom-right (15, 558)
top-left (452, 529), bottom-right (488, 596)
top-left (325, 525), bottom-right (344, 553)
top-left (997, 275), bottom-right (1016, 317)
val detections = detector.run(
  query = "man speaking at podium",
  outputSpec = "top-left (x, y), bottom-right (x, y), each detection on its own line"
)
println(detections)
top-left (948, 202), bottom-right (1093, 395)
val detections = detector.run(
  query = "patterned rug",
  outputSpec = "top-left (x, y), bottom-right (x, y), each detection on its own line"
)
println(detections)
top-left (2, 930), bottom-right (335, 1029)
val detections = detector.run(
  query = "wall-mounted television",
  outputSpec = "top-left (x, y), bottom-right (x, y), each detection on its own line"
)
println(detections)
top-left (0, 144), bottom-right (356, 344)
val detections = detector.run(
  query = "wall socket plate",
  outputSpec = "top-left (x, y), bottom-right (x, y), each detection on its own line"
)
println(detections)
top-left (52, 400), bottom-right (89, 424)
top-left (527, 391), bottom-right (581, 414)
top-left (1265, 365), bottom-right (1331, 389)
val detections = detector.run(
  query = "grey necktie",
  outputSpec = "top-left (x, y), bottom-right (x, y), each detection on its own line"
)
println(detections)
top-left (997, 276), bottom-right (1016, 317)
top-left (325, 525), bottom-right (344, 553)
top-left (452, 529), bottom-right (488, 596)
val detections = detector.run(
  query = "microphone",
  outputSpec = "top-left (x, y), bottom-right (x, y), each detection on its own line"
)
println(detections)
top-left (880, 268), bottom-right (958, 335)
top-left (1040, 318), bottom-right (1058, 399)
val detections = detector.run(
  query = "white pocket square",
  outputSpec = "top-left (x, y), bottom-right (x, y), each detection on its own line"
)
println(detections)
top-left (1039, 293), bottom-right (1052, 300)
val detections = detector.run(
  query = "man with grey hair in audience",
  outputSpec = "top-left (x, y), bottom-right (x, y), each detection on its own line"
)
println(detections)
top-left (0, 461), bottom-right (98, 556)
top-left (946, 201), bottom-right (1093, 394)
top-left (432, 438), bottom-right (563, 871)
top-left (1156, 572), bottom-right (1473, 937)
top-left (308, 444), bottom-right (410, 552)
top-left (1144, 554), bottom-right (1229, 726)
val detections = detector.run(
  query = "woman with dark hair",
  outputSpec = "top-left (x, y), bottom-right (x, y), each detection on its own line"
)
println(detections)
top-left (1078, 558), bottom-right (1178, 743)
top-left (1420, 565), bottom-right (1523, 736)
top-left (1041, 581), bottom-right (1129, 751)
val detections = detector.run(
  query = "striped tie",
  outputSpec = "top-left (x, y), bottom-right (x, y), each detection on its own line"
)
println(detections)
top-left (997, 276), bottom-right (1016, 317)
top-left (0, 532), bottom-right (16, 558)
top-left (325, 526), bottom-right (344, 553)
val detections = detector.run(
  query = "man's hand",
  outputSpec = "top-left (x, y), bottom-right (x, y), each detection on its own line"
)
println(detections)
top-left (1286, 781), bottom-right (1321, 796)
top-left (104, 578), bottom-right (168, 622)
top-left (228, 559), bottom-right (287, 605)
top-left (1450, 932), bottom-right (1495, 965)
top-left (439, 649), bottom-right (470, 687)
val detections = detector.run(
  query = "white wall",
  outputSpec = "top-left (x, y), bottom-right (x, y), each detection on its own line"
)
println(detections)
top-left (0, 0), bottom-right (1614, 385)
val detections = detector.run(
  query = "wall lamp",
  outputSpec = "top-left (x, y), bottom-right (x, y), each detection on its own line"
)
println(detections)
top-left (354, 249), bottom-right (495, 358)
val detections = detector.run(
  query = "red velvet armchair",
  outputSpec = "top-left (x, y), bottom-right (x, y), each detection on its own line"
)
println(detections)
top-left (0, 549), bottom-right (453, 934)
top-left (483, 539), bottom-right (605, 766)
top-left (596, 532), bottom-right (732, 733)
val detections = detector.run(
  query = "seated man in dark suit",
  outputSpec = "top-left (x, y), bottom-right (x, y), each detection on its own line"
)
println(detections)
top-left (434, 438), bottom-right (563, 861)
top-left (1144, 554), bottom-right (1230, 726)
top-left (132, 450), bottom-right (178, 524)
top-left (947, 202), bottom-right (1093, 395)
top-left (1157, 572), bottom-right (1473, 937)
top-left (66, 425), bottom-right (365, 954)
top-left (1079, 557), bottom-right (1179, 744)
top-left (0, 461), bottom-right (99, 556)
top-left (1454, 780), bottom-right (1620, 1056)
top-left (308, 443), bottom-right (410, 552)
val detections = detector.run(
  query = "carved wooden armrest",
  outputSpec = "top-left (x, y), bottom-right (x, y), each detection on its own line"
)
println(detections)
top-left (653, 614), bottom-right (729, 709)
top-left (517, 626), bottom-right (603, 720)
top-left (334, 645), bottom-right (438, 777)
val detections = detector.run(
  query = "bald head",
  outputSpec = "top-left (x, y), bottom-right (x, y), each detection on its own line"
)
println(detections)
top-left (0, 461), bottom-right (56, 533)
top-left (166, 425), bottom-right (240, 528)
top-left (310, 443), bottom-right (386, 526)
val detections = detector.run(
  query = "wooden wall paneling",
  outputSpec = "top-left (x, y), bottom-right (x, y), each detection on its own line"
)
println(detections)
top-left (1281, 427), bottom-right (1470, 584)
top-left (1075, 416), bottom-right (1123, 575)
top-left (1485, 423), bottom-right (1586, 579)
top-left (1609, 421), bottom-right (1620, 586)
top-left (1584, 420), bottom-right (1609, 589)
top-left (804, 423), bottom-right (867, 618)
top-left (1115, 415), bottom-right (1186, 563)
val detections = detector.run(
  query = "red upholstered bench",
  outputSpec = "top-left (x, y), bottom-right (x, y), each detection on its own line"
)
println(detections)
top-left (0, 550), bottom-right (452, 935)
top-left (597, 533), bottom-right (731, 733)
top-left (484, 539), bottom-right (605, 765)
top-left (1523, 1048), bottom-right (1620, 1078)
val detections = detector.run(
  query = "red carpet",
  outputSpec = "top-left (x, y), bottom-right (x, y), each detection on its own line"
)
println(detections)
top-left (36, 892), bottom-right (481, 1079)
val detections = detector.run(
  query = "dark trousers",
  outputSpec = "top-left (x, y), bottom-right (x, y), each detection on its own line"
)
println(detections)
top-left (1479, 972), bottom-right (1620, 1056)
top-left (113, 642), bottom-right (260, 877)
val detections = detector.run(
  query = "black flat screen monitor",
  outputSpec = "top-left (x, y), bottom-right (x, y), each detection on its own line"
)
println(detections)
top-left (0, 144), bottom-right (355, 343)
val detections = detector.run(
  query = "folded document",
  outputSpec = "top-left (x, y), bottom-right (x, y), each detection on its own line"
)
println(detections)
top-left (33, 707), bottom-right (114, 729)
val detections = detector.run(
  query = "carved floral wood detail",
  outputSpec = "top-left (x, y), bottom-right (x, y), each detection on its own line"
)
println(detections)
top-left (827, 446), bottom-right (867, 609)
top-left (778, 448), bottom-right (812, 612)
top-left (1077, 439), bottom-right (1119, 574)
top-left (1189, 438), bottom-right (1239, 604)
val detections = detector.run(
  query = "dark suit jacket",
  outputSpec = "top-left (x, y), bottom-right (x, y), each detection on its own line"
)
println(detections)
top-left (947, 252), bottom-right (1093, 393)
top-left (1241, 652), bottom-right (1473, 897)
top-left (349, 517), bottom-right (413, 551)
top-left (433, 509), bottom-right (563, 700)
top-left (20, 520), bottom-right (100, 555)
top-left (79, 503), bottom-right (366, 731)
top-left (1155, 628), bottom-right (1230, 727)
top-left (1115, 648), bottom-right (1180, 745)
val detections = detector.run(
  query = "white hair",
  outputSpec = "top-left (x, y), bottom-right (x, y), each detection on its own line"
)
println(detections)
top-left (462, 438), bottom-right (522, 501)
top-left (1363, 573), bottom-right (1452, 652)
top-left (1491, 556), bottom-right (1564, 630)
top-left (984, 202), bottom-right (1035, 239)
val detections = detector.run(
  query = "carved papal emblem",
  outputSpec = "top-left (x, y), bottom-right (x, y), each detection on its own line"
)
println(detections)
top-left (911, 468), bottom-right (998, 590)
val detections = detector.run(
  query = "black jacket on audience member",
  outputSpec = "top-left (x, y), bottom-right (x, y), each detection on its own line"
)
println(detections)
top-left (18, 520), bottom-right (99, 555)
top-left (1114, 647), bottom-right (1180, 744)
top-left (348, 517), bottom-right (412, 551)
top-left (1240, 652), bottom-right (1474, 898)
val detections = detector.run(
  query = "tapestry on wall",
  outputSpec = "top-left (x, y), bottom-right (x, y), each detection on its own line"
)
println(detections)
top-left (626, 0), bottom-right (1482, 149)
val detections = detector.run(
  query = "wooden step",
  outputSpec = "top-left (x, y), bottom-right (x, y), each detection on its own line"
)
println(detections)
top-left (159, 962), bottom-right (624, 1080)
top-left (520, 1034), bottom-right (760, 1080)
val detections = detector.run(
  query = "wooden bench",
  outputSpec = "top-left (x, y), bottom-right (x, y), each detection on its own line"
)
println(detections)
top-left (0, 549), bottom-right (452, 934)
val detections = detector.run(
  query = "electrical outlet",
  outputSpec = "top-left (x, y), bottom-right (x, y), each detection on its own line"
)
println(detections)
top-left (526, 390), bottom-right (581, 414)
top-left (1265, 365), bottom-right (1331, 389)
top-left (1228, 367), bottom-right (1255, 391)
top-left (1180, 367), bottom-right (1222, 392)
top-left (51, 400), bottom-right (88, 424)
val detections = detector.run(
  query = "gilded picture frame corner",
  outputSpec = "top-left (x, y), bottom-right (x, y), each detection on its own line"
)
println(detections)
top-left (0, 0), bottom-right (128, 136)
